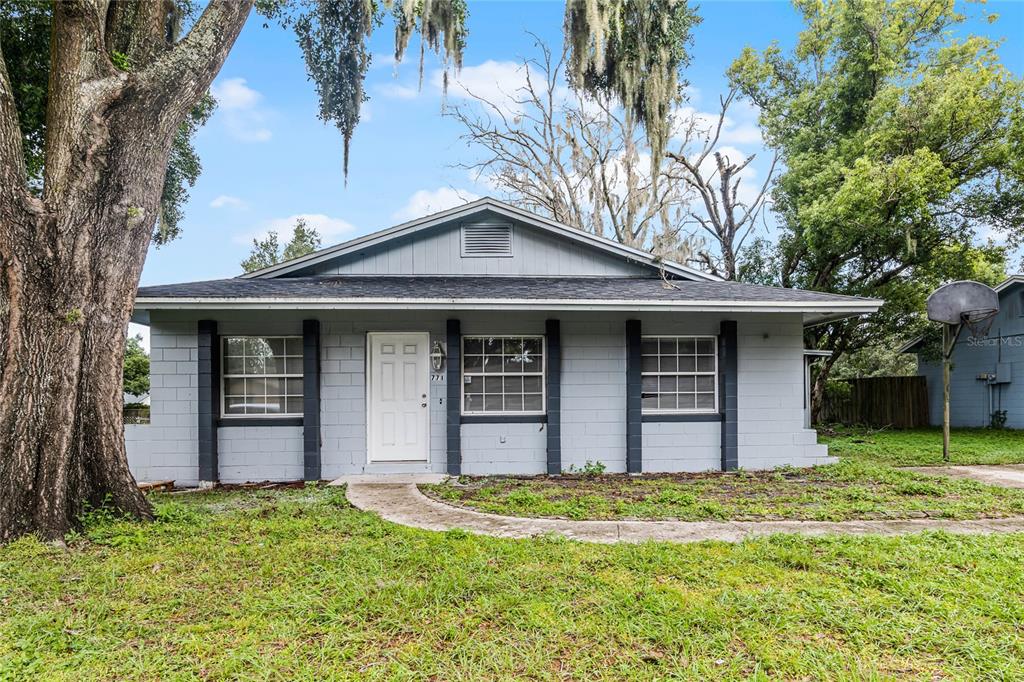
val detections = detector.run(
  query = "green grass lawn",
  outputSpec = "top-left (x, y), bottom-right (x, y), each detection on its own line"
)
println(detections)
top-left (2, 487), bottom-right (1023, 680)
top-left (821, 425), bottom-right (1024, 466)
top-left (422, 459), bottom-right (1024, 522)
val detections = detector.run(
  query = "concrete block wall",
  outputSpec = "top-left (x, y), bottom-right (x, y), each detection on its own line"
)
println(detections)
top-left (641, 421), bottom-right (720, 472)
top-left (560, 320), bottom-right (628, 473)
top-left (461, 423), bottom-right (547, 475)
top-left (319, 312), bottom-right (448, 478)
top-left (734, 315), bottom-right (832, 468)
top-left (126, 310), bottom-right (830, 484)
top-left (124, 318), bottom-right (199, 486)
top-left (219, 426), bottom-right (303, 482)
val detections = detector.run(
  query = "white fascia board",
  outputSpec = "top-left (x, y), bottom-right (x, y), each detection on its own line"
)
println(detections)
top-left (995, 275), bottom-right (1024, 293)
top-left (240, 197), bottom-right (719, 282)
top-left (134, 296), bottom-right (882, 316)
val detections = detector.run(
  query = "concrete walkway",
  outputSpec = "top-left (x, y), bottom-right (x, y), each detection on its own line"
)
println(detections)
top-left (345, 483), bottom-right (1024, 544)
top-left (904, 464), bottom-right (1024, 489)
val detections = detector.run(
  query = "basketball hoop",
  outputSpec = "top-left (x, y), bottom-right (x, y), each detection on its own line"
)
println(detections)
top-left (960, 308), bottom-right (998, 339)
top-left (925, 281), bottom-right (1000, 462)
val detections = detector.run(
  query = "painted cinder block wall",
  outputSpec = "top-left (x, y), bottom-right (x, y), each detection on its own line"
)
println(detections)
top-left (125, 319), bottom-right (201, 486)
top-left (125, 310), bottom-right (829, 483)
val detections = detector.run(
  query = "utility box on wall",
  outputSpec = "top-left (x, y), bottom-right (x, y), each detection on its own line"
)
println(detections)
top-left (994, 363), bottom-right (1013, 384)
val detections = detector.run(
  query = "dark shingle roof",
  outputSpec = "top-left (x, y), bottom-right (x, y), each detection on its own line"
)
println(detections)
top-left (137, 276), bottom-right (874, 305)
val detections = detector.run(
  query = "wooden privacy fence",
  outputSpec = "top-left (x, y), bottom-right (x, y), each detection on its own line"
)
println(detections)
top-left (820, 376), bottom-right (930, 429)
top-left (123, 406), bottom-right (150, 424)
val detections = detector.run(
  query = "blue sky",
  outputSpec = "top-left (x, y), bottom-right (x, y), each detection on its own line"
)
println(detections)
top-left (140, 0), bottom-right (1024, 289)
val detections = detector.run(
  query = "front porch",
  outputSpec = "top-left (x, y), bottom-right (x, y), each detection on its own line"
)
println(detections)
top-left (125, 308), bottom-right (830, 487)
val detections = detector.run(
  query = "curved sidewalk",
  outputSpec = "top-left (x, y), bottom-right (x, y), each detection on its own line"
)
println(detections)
top-left (346, 483), bottom-right (1024, 544)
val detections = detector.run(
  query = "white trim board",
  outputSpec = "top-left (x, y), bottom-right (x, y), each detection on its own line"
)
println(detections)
top-left (132, 297), bottom-right (880, 327)
top-left (135, 296), bottom-right (879, 310)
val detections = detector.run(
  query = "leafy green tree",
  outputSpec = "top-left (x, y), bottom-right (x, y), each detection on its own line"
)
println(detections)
top-left (0, 0), bottom-right (688, 541)
top-left (241, 218), bottom-right (322, 272)
top-left (283, 218), bottom-right (322, 261)
top-left (241, 233), bottom-right (282, 274)
top-left (0, 0), bottom-right (210, 243)
top-left (828, 343), bottom-right (917, 381)
top-left (728, 0), bottom-right (1022, 418)
top-left (123, 335), bottom-right (150, 399)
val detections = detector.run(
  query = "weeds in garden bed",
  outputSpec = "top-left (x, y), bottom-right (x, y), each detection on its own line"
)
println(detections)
top-left (422, 460), bottom-right (1024, 521)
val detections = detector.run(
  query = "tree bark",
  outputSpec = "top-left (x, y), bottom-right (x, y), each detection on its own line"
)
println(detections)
top-left (0, 0), bottom-right (253, 543)
top-left (809, 327), bottom-right (847, 424)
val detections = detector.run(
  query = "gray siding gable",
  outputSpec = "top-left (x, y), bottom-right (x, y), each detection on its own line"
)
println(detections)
top-left (285, 212), bottom-right (655, 278)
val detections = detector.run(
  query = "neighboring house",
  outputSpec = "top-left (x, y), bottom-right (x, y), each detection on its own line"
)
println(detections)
top-left (127, 198), bottom-right (881, 485)
top-left (903, 275), bottom-right (1024, 429)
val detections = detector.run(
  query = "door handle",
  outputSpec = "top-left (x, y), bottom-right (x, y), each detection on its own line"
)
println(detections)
top-left (421, 402), bottom-right (427, 408)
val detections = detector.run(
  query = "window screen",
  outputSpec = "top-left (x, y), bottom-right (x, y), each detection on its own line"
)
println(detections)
top-left (462, 336), bottom-right (545, 414)
top-left (222, 336), bottom-right (303, 417)
top-left (641, 336), bottom-right (717, 413)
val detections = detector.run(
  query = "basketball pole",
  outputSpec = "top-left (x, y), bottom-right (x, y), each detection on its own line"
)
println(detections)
top-left (941, 321), bottom-right (964, 463)
top-left (925, 281), bottom-right (1000, 465)
top-left (942, 324), bottom-right (951, 463)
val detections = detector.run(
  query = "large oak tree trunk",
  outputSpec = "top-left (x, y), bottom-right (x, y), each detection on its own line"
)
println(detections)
top-left (0, 0), bottom-right (253, 542)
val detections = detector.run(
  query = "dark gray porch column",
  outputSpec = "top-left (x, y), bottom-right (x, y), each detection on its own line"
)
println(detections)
top-left (446, 319), bottom-right (461, 476)
top-left (719, 320), bottom-right (739, 471)
top-left (545, 319), bottom-right (561, 475)
top-left (625, 319), bottom-right (643, 473)
top-left (302, 319), bottom-right (321, 481)
top-left (197, 319), bottom-right (219, 484)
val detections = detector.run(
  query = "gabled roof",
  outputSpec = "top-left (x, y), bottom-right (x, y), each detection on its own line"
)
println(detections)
top-left (239, 197), bottom-right (720, 282)
top-left (995, 274), bottom-right (1024, 293)
top-left (134, 275), bottom-right (883, 326)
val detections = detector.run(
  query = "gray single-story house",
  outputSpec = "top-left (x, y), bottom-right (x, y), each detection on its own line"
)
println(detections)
top-left (127, 198), bottom-right (881, 486)
top-left (903, 275), bottom-right (1024, 429)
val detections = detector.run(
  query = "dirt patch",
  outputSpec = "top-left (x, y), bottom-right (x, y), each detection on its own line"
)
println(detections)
top-left (166, 480), bottom-right (322, 494)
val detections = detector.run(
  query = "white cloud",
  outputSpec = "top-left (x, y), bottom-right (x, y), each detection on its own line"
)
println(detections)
top-left (234, 213), bottom-right (357, 246)
top-left (211, 77), bottom-right (273, 142)
top-left (210, 194), bottom-right (247, 210)
top-left (669, 99), bottom-right (764, 150)
top-left (376, 82), bottom-right (420, 100)
top-left (432, 60), bottom-right (559, 117)
top-left (212, 77), bottom-right (261, 109)
top-left (392, 188), bottom-right (481, 222)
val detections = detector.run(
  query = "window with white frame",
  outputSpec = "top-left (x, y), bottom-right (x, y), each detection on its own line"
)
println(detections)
top-left (462, 336), bottom-right (545, 414)
top-left (641, 336), bottom-right (717, 413)
top-left (221, 336), bottom-right (303, 417)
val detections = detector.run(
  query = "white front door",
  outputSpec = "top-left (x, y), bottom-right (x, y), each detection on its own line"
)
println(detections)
top-left (368, 332), bottom-right (430, 462)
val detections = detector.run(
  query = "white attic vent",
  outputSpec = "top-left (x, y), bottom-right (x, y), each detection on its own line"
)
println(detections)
top-left (461, 222), bottom-right (513, 258)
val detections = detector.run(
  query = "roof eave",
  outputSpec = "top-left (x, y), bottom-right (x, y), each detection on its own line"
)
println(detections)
top-left (995, 275), bottom-right (1024, 293)
top-left (898, 336), bottom-right (925, 354)
top-left (801, 307), bottom-right (882, 327)
top-left (133, 297), bottom-right (882, 319)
